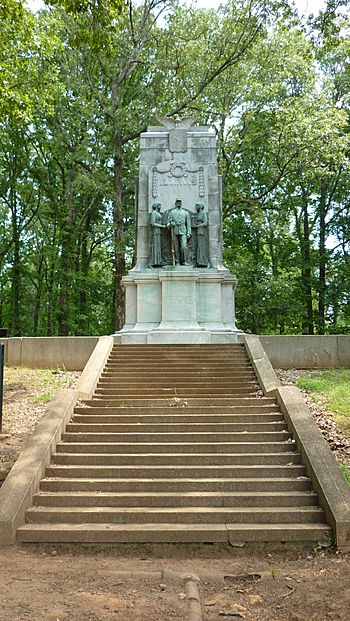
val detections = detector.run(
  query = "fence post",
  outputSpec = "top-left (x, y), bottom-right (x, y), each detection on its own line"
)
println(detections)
top-left (0, 344), bottom-right (4, 432)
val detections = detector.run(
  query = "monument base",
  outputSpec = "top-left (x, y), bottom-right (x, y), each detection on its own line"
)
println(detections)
top-left (114, 266), bottom-right (245, 345)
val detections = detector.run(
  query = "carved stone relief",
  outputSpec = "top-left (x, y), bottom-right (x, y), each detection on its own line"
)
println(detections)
top-left (149, 160), bottom-right (207, 213)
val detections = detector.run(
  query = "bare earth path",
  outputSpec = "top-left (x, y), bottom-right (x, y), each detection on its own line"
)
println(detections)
top-left (0, 543), bottom-right (349, 620)
top-left (0, 367), bottom-right (350, 620)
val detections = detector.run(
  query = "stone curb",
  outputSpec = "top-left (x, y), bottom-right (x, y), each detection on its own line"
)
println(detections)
top-left (76, 336), bottom-right (114, 400)
top-left (245, 335), bottom-right (350, 552)
top-left (0, 336), bottom-right (113, 545)
top-left (245, 335), bottom-right (280, 396)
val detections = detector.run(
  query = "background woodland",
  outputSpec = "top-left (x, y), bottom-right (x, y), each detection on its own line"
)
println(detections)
top-left (1, 0), bottom-right (350, 336)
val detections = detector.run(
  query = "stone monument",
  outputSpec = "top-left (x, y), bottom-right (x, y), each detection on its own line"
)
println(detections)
top-left (115, 116), bottom-right (244, 344)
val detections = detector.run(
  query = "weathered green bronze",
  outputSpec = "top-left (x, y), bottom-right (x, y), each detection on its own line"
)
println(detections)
top-left (192, 203), bottom-right (208, 267)
top-left (149, 202), bottom-right (165, 267)
top-left (167, 199), bottom-right (192, 265)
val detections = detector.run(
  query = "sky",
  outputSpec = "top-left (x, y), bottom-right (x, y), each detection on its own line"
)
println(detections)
top-left (27, 0), bottom-right (327, 18)
top-left (194, 0), bottom-right (325, 13)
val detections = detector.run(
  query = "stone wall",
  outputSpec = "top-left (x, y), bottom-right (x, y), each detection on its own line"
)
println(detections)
top-left (259, 335), bottom-right (350, 368)
top-left (0, 337), bottom-right (99, 370)
top-left (1, 335), bottom-right (349, 369)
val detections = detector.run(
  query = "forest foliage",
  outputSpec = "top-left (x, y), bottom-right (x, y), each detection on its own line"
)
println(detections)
top-left (1, 0), bottom-right (350, 336)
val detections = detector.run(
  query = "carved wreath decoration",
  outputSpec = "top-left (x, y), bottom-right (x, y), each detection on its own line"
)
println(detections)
top-left (152, 161), bottom-right (205, 199)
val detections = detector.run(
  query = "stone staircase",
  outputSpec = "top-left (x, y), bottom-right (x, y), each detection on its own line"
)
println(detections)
top-left (17, 344), bottom-right (331, 544)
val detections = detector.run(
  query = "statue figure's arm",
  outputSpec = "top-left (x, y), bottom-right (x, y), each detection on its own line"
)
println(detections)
top-left (167, 210), bottom-right (174, 228)
top-left (199, 213), bottom-right (208, 228)
top-left (186, 211), bottom-right (192, 237)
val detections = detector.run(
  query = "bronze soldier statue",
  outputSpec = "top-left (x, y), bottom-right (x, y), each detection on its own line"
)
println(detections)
top-left (167, 199), bottom-right (192, 265)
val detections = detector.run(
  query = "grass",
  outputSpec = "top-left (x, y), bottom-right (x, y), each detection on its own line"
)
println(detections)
top-left (4, 367), bottom-right (77, 404)
top-left (297, 369), bottom-right (350, 486)
top-left (297, 369), bottom-right (350, 436)
top-left (340, 464), bottom-right (350, 485)
top-left (31, 393), bottom-right (53, 404)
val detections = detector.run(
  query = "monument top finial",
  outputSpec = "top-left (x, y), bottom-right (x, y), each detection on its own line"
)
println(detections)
top-left (156, 115), bottom-right (197, 129)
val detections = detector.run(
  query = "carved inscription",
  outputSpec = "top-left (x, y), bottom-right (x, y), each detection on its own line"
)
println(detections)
top-left (152, 161), bottom-right (205, 200)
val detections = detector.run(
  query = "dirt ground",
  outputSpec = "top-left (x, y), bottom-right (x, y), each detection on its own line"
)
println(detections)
top-left (1, 367), bottom-right (350, 620)
top-left (275, 369), bottom-right (350, 468)
top-left (0, 368), bottom-right (81, 473)
top-left (0, 543), bottom-right (349, 620)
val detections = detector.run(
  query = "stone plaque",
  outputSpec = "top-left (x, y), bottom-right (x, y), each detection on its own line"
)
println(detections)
top-left (169, 129), bottom-right (187, 152)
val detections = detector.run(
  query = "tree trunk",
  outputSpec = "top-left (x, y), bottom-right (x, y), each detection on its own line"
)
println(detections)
top-left (10, 186), bottom-right (21, 337)
top-left (318, 180), bottom-right (327, 334)
top-left (113, 130), bottom-right (125, 332)
top-left (11, 232), bottom-right (21, 336)
top-left (58, 181), bottom-right (75, 336)
top-left (46, 255), bottom-right (55, 336)
top-left (57, 226), bottom-right (70, 336)
top-left (33, 254), bottom-right (44, 336)
top-left (300, 199), bottom-right (314, 335)
top-left (78, 213), bottom-right (91, 334)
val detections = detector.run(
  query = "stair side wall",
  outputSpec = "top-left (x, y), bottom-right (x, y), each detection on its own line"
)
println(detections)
top-left (0, 336), bottom-right (113, 544)
top-left (245, 334), bottom-right (350, 551)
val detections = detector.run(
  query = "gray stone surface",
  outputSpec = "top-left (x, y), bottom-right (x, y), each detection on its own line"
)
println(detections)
top-left (117, 117), bottom-right (243, 342)
top-left (76, 336), bottom-right (113, 400)
top-left (259, 335), bottom-right (350, 368)
top-left (118, 267), bottom-right (243, 343)
top-left (0, 389), bottom-right (77, 544)
top-left (2, 335), bottom-right (349, 368)
top-left (245, 335), bottom-right (280, 396)
top-left (0, 336), bottom-right (99, 370)
top-left (278, 386), bottom-right (350, 551)
top-left (0, 336), bottom-right (112, 544)
top-left (134, 119), bottom-right (225, 272)
top-left (247, 335), bottom-right (350, 551)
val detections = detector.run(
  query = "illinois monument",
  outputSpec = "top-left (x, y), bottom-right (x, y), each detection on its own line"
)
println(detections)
top-left (116, 116), bottom-right (243, 343)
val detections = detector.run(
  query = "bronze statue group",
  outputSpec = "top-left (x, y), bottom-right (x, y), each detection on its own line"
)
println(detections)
top-left (149, 199), bottom-right (208, 268)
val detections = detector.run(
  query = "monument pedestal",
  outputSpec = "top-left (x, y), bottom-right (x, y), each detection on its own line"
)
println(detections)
top-left (114, 266), bottom-right (244, 344)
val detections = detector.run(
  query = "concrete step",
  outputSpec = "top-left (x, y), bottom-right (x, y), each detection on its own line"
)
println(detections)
top-left (16, 522), bottom-right (331, 544)
top-left (65, 422), bottom-right (287, 433)
top-left (107, 348), bottom-right (247, 354)
top-left (45, 464), bottom-right (306, 479)
top-left (51, 452), bottom-right (300, 466)
top-left (108, 348), bottom-right (247, 355)
top-left (75, 405), bottom-right (280, 415)
top-left (91, 395), bottom-right (262, 404)
top-left (61, 431), bottom-right (291, 443)
top-left (71, 413), bottom-right (284, 424)
top-left (105, 360), bottom-right (253, 368)
top-left (106, 359), bottom-right (251, 366)
top-left (18, 342), bottom-right (331, 546)
top-left (33, 490), bottom-right (319, 508)
top-left (25, 506), bottom-right (325, 525)
top-left (84, 397), bottom-right (277, 408)
top-left (108, 350), bottom-right (249, 362)
top-left (97, 375), bottom-right (258, 388)
top-left (56, 441), bottom-right (295, 454)
top-left (94, 388), bottom-right (259, 396)
top-left (111, 343), bottom-right (244, 346)
top-left (39, 477), bottom-right (313, 493)
top-left (101, 371), bottom-right (257, 379)
top-left (96, 380), bottom-right (259, 389)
